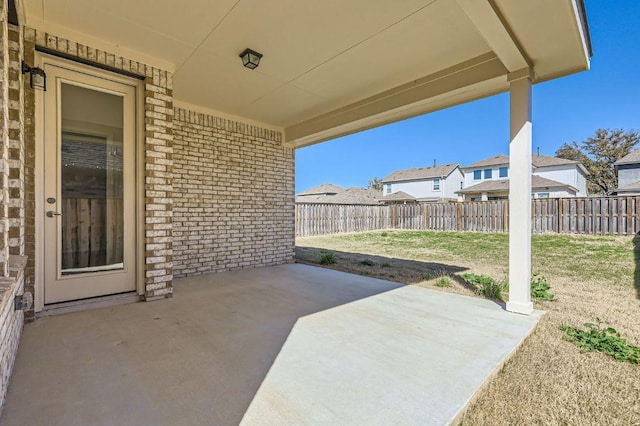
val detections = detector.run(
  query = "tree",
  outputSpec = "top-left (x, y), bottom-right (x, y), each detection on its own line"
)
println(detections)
top-left (555, 128), bottom-right (640, 195)
top-left (367, 176), bottom-right (383, 191)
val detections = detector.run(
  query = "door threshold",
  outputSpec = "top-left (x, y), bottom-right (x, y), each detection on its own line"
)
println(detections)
top-left (37, 292), bottom-right (141, 318)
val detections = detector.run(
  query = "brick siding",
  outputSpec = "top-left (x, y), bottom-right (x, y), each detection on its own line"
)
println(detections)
top-left (172, 108), bottom-right (295, 277)
top-left (0, 0), bottom-right (9, 278)
top-left (0, 258), bottom-right (25, 416)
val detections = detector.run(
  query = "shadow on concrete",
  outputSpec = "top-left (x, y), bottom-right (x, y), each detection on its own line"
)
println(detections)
top-left (2, 264), bottom-right (414, 425)
top-left (294, 247), bottom-right (511, 309)
top-left (295, 246), bottom-right (470, 286)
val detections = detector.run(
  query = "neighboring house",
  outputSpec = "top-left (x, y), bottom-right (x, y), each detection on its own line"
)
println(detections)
top-left (296, 183), bottom-right (344, 203)
top-left (458, 154), bottom-right (588, 201)
top-left (614, 149), bottom-right (640, 195)
top-left (380, 164), bottom-right (464, 203)
top-left (296, 185), bottom-right (380, 205)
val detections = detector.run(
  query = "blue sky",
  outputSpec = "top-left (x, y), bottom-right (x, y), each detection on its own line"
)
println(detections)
top-left (295, 1), bottom-right (640, 193)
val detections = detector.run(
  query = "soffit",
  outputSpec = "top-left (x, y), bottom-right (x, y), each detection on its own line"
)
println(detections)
top-left (23, 0), bottom-right (591, 146)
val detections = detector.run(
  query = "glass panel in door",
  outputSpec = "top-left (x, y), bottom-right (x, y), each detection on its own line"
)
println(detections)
top-left (60, 83), bottom-right (125, 275)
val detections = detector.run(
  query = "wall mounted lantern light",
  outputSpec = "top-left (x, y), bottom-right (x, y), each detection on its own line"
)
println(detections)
top-left (21, 61), bottom-right (46, 91)
top-left (239, 48), bottom-right (263, 70)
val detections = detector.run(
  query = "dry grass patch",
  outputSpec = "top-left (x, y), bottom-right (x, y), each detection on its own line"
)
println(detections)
top-left (296, 230), bottom-right (640, 425)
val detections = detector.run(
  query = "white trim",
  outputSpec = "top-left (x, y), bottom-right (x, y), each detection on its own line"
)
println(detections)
top-left (570, 0), bottom-right (592, 70)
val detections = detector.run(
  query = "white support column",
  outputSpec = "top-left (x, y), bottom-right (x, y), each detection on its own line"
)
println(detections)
top-left (507, 68), bottom-right (534, 315)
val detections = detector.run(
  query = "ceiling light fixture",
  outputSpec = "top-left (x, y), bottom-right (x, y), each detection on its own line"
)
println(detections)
top-left (22, 61), bottom-right (46, 91)
top-left (239, 48), bottom-right (263, 70)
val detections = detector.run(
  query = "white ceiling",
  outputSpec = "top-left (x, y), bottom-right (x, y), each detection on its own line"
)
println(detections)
top-left (24, 0), bottom-right (591, 146)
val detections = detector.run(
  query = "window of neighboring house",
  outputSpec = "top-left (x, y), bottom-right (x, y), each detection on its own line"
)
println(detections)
top-left (386, 183), bottom-right (392, 194)
top-left (499, 167), bottom-right (508, 178)
top-left (473, 170), bottom-right (481, 180)
top-left (537, 192), bottom-right (550, 199)
top-left (433, 178), bottom-right (440, 191)
top-left (484, 169), bottom-right (492, 179)
top-left (460, 182), bottom-right (463, 190)
top-left (471, 197), bottom-right (482, 201)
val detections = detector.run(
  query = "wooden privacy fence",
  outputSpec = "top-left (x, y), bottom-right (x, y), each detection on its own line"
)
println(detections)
top-left (61, 198), bottom-right (124, 269)
top-left (295, 196), bottom-right (640, 237)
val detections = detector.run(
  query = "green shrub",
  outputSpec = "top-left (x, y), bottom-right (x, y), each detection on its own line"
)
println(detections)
top-left (531, 273), bottom-right (554, 301)
top-left (380, 231), bottom-right (389, 237)
top-left (560, 318), bottom-right (640, 364)
top-left (381, 262), bottom-right (392, 268)
top-left (435, 273), bottom-right (452, 288)
top-left (360, 259), bottom-right (376, 266)
top-left (461, 273), bottom-right (507, 301)
top-left (319, 251), bottom-right (336, 265)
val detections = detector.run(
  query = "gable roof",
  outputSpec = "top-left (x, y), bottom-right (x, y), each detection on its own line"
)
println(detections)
top-left (532, 154), bottom-right (580, 168)
top-left (296, 187), bottom-right (380, 205)
top-left (297, 183), bottom-right (344, 196)
top-left (463, 154), bottom-right (586, 173)
top-left (381, 163), bottom-right (459, 183)
top-left (463, 155), bottom-right (509, 169)
top-left (614, 149), bottom-right (640, 166)
top-left (381, 191), bottom-right (416, 201)
top-left (457, 175), bottom-right (576, 194)
top-left (329, 188), bottom-right (381, 205)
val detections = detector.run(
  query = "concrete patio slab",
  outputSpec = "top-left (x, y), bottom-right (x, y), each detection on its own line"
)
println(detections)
top-left (2, 264), bottom-right (542, 425)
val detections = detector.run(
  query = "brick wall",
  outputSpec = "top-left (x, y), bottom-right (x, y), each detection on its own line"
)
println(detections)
top-left (172, 108), bottom-right (294, 277)
top-left (0, 259), bottom-right (25, 416)
top-left (8, 25), bottom-right (24, 258)
top-left (0, 0), bottom-right (9, 278)
top-left (22, 29), bottom-right (34, 317)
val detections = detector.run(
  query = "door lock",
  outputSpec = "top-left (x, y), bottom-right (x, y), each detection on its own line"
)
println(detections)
top-left (46, 211), bottom-right (62, 218)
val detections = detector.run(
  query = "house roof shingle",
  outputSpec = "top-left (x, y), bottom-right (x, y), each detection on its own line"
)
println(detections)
top-left (463, 155), bottom-right (509, 169)
top-left (297, 183), bottom-right (344, 196)
top-left (463, 154), bottom-right (581, 170)
top-left (531, 154), bottom-right (580, 168)
top-left (614, 149), bottom-right (640, 166)
top-left (329, 188), bottom-right (381, 205)
top-left (457, 175), bottom-right (576, 194)
top-left (296, 187), bottom-right (381, 205)
top-left (381, 191), bottom-right (416, 201)
top-left (381, 163), bottom-right (459, 183)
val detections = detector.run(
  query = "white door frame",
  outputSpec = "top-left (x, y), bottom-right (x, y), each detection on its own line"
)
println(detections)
top-left (34, 53), bottom-right (146, 312)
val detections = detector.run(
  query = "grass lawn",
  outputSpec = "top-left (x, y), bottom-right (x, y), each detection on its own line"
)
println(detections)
top-left (296, 230), bottom-right (640, 425)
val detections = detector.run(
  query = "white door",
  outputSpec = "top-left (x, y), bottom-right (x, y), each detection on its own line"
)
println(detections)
top-left (42, 60), bottom-right (137, 305)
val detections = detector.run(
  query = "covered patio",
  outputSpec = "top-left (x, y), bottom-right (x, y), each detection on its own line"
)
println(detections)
top-left (2, 264), bottom-right (542, 425)
top-left (0, 0), bottom-right (590, 421)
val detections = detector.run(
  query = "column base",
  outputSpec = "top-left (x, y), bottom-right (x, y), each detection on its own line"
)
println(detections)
top-left (506, 300), bottom-right (533, 315)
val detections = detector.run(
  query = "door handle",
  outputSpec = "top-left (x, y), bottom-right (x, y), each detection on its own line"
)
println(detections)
top-left (46, 211), bottom-right (62, 218)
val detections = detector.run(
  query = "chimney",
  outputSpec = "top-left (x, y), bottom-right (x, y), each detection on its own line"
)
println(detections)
top-left (433, 159), bottom-right (436, 167)
top-left (536, 146), bottom-right (540, 156)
